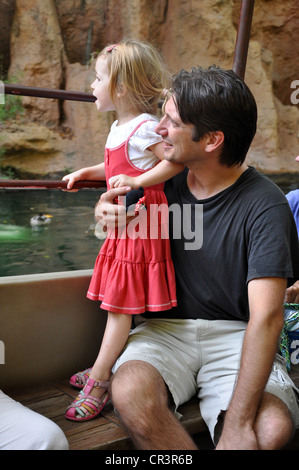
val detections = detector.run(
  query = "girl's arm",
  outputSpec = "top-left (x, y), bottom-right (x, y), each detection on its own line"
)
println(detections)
top-left (109, 142), bottom-right (184, 189)
top-left (63, 162), bottom-right (105, 190)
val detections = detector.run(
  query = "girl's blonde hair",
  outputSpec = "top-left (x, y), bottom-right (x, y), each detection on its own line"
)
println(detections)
top-left (98, 39), bottom-right (169, 115)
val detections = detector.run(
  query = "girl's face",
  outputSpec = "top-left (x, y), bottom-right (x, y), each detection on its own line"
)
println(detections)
top-left (91, 56), bottom-right (115, 112)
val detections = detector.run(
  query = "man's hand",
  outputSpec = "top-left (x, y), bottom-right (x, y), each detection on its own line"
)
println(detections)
top-left (216, 421), bottom-right (259, 450)
top-left (285, 280), bottom-right (299, 303)
top-left (94, 186), bottom-right (134, 233)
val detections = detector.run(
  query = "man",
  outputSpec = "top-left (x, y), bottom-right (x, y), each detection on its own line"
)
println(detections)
top-left (96, 66), bottom-right (299, 450)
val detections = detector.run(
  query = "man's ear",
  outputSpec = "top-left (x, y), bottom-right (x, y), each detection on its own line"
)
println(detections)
top-left (205, 131), bottom-right (224, 152)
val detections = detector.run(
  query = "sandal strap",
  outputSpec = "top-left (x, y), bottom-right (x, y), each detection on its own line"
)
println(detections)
top-left (83, 377), bottom-right (109, 394)
top-left (66, 388), bottom-right (109, 419)
top-left (71, 368), bottom-right (91, 387)
top-left (73, 392), bottom-right (106, 408)
top-left (77, 369), bottom-right (91, 378)
top-left (92, 379), bottom-right (110, 389)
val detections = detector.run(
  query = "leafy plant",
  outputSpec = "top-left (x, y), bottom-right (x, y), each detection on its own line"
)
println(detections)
top-left (0, 92), bottom-right (24, 122)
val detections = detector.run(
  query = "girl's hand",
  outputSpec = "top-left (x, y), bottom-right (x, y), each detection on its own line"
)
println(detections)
top-left (109, 174), bottom-right (139, 189)
top-left (62, 163), bottom-right (105, 191)
top-left (62, 170), bottom-right (84, 191)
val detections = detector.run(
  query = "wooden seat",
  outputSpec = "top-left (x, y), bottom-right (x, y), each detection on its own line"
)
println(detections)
top-left (9, 380), bottom-right (207, 450)
top-left (9, 369), bottom-right (299, 450)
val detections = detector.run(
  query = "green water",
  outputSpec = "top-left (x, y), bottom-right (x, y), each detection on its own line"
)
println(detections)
top-left (0, 188), bottom-right (105, 277)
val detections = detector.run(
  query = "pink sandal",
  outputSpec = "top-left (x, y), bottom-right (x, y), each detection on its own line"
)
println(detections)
top-left (69, 367), bottom-right (92, 389)
top-left (65, 377), bottom-right (110, 422)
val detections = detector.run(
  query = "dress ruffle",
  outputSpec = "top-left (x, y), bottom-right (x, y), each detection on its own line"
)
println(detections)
top-left (87, 252), bottom-right (177, 314)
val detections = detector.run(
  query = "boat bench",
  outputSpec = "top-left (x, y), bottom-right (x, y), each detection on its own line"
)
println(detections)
top-left (9, 369), bottom-right (299, 450)
top-left (10, 380), bottom-right (209, 450)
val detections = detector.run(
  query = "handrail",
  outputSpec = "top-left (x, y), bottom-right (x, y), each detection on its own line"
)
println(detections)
top-left (0, 180), bottom-right (106, 189)
top-left (4, 83), bottom-right (96, 103)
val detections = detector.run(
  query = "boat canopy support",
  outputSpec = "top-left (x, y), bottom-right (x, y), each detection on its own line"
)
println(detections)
top-left (233, 0), bottom-right (255, 80)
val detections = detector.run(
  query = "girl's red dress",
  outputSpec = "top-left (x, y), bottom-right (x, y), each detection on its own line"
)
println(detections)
top-left (87, 120), bottom-right (177, 314)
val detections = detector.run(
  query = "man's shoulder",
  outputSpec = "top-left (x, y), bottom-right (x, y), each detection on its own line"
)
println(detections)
top-left (239, 167), bottom-right (287, 202)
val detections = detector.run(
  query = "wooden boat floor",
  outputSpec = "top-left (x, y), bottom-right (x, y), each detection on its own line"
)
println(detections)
top-left (9, 380), bottom-right (207, 450)
top-left (9, 369), bottom-right (299, 450)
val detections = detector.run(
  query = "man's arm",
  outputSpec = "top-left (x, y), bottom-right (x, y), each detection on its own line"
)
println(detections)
top-left (216, 277), bottom-right (286, 450)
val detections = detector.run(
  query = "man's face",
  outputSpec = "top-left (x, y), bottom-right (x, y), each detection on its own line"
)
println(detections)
top-left (155, 96), bottom-right (204, 167)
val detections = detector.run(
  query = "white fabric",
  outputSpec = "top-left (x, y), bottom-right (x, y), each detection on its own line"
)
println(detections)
top-left (0, 390), bottom-right (69, 450)
top-left (106, 113), bottom-right (162, 170)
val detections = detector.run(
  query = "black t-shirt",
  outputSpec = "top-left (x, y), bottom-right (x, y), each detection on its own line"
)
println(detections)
top-left (154, 166), bottom-right (299, 321)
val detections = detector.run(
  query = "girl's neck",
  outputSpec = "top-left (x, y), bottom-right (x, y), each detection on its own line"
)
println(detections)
top-left (115, 98), bottom-right (142, 126)
top-left (116, 110), bottom-right (140, 126)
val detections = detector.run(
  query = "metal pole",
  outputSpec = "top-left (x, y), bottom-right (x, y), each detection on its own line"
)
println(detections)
top-left (4, 83), bottom-right (96, 103)
top-left (233, 0), bottom-right (255, 80)
top-left (1, 88), bottom-right (98, 189)
top-left (0, 180), bottom-right (106, 189)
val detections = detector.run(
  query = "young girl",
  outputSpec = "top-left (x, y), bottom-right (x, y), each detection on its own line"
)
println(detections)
top-left (63, 39), bottom-right (183, 422)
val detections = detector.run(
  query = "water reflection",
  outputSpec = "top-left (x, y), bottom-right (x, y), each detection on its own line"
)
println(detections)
top-left (0, 189), bottom-right (105, 277)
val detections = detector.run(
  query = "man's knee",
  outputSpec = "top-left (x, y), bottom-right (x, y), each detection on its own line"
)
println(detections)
top-left (255, 392), bottom-right (294, 450)
top-left (111, 360), bottom-right (168, 419)
top-left (111, 360), bottom-right (181, 447)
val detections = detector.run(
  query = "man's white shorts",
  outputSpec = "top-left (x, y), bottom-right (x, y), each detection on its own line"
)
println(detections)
top-left (113, 318), bottom-right (299, 440)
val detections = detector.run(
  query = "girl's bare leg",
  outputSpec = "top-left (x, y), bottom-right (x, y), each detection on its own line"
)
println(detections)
top-left (88, 312), bottom-right (132, 397)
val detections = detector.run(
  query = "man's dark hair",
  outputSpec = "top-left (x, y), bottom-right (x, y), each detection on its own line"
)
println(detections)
top-left (171, 65), bottom-right (257, 167)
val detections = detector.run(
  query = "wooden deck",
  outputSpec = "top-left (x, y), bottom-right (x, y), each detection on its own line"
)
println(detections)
top-left (9, 369), bottom-right (299, 450)
top-left (9, 380), bottom-right (208, 450)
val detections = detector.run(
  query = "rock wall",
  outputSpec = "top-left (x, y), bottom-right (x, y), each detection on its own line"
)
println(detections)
top-left (1, 0), bottom-right (298, 177)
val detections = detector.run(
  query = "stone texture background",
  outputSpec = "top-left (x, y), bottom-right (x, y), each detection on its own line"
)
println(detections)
top-left (1, 0), bottom-right (298, 177)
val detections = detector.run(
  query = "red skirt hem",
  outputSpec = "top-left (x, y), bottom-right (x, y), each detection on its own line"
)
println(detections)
top-left (87, 291), bottom-right (177, 314)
